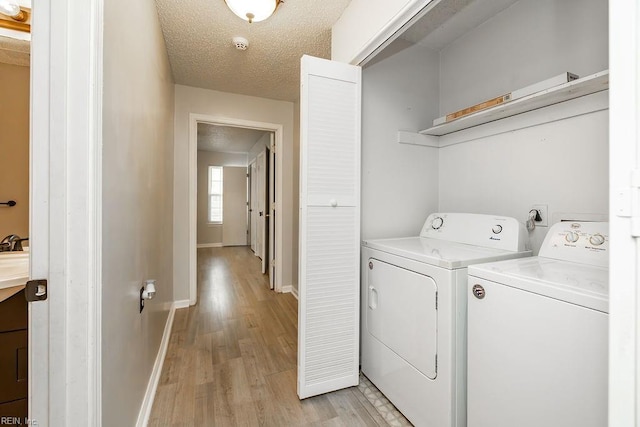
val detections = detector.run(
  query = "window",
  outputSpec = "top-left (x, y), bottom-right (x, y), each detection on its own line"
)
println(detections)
top-left (208, 166), bottom-right (223, 223)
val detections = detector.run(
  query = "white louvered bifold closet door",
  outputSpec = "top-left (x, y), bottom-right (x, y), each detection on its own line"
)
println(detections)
top-left (298, 55), bottom-right (361, 399)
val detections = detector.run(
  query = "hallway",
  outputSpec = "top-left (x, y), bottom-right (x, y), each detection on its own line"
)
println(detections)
top-left (148, 246), bottom-right (404, 426)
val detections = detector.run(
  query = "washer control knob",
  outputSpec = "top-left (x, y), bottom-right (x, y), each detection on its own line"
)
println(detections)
top-left (589, 234), bottom-right (605, 246)
top-left (431, 217), bottom-right (444, 230)
top-left (565, 231), bottom-right (580, 243)
top-left (492, 225), bottom-right (503, 234)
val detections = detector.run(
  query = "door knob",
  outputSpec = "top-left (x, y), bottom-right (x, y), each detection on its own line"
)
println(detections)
top-left (330, 199), bottom-right (338, 207)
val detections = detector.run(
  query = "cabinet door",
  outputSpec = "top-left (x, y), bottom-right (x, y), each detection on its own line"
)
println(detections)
top-left (298, 55), bottom-right (361, 399)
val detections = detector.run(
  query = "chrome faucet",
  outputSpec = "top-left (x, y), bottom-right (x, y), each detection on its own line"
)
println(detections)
top-left (0, 234), bottom-right (28, 251)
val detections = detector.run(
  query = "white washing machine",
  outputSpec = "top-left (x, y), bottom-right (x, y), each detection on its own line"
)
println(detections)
top-left (467, 221), bottom-right (609, 427)
top-left (361, 213), bottom-right (531, 427)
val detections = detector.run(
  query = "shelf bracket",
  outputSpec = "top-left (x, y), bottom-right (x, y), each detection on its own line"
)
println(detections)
top-left (397, 130), bottom-right (439, 148)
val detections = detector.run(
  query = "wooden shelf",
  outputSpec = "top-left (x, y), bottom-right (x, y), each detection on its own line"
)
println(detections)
top-left (419, 70), bottom-right (609, 137)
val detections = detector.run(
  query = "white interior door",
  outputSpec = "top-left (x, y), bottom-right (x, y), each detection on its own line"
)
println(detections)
top-left (30, 0), bottom-right (102, 423)
top-left (298, 55), bottom-right (361, 399)
top-left (609, 1), bottom-right (640, 425)
top-left (222, 166), bottom-right (249, 246)
top-left (250, 161), bottom-right (257, 252)
top-left (256, 149), bottom-right (267, 273)
top-left (269, 133), bottom-right (276, 289)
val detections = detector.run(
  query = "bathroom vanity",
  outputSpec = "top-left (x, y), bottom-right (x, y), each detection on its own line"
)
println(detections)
top-left (0, 252), bottom-right (29, 419)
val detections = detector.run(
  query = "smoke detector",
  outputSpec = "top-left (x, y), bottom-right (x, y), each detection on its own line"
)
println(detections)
top-left (233, 36), bottom-right (249, 51)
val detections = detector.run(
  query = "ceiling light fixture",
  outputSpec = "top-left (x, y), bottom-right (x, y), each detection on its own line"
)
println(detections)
top-left (224, 0), bottom-right (281, 24)
top-left (0, 1), bottom-right (27, 22)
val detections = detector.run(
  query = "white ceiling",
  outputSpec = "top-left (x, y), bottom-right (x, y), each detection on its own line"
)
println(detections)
top-left (198, 123), bottom-right (269, 153)
top-left (154, 0), bottom-right (351, 102)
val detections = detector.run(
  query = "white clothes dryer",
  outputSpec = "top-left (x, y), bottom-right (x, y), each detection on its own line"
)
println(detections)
top-left (361, 213), bottom-right (531, 427)
top-left (467, 221), bottom-right (609, 427)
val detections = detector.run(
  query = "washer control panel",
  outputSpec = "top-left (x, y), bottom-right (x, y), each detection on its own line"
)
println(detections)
top-left (538, 221), bottom-right (609, 268)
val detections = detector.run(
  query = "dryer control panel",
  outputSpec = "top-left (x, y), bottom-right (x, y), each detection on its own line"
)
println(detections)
top-left (420, 213), bottom-right (529, 252)
top-left (538, 221), bottom-right (609, 268)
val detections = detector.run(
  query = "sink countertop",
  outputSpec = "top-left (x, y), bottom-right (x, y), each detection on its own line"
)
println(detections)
top-left (0, 252), bottom-right (29, 296)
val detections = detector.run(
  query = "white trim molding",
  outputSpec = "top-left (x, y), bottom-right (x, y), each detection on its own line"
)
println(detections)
top-left (30, 0), bottom-right (104, 425)
top-left (135, 302), bottom-right (184, 427)
top-left (173, 299), bottom-right (191, 309)
top-left (189, 114), bottom-right (285, 306)
top-left (290, 286), bottom-right (299, 300)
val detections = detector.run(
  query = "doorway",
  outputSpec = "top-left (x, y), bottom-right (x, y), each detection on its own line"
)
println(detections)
top-left (189, 114), bottom-right (283, 304)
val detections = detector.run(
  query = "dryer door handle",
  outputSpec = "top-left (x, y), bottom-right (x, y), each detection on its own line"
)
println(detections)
top-left (368, 286), bottom-right (378, 309)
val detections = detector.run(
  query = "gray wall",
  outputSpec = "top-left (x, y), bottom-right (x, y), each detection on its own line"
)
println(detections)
top-left (361, 42), bottom-right (441, 240)
top-left (437, 0), bottom-right (609, 253)
top-left (438, 0), bottom-right (608, 115)
top-left (101, 0), bottom-right (174, 424)
top-left (197, 150), bottom-right (247, 245)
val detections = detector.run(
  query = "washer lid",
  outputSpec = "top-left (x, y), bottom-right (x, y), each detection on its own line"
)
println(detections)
top-left (362, 237), bottom-right (532, 269)
top-left (468, 257), bottom-right (608, 312)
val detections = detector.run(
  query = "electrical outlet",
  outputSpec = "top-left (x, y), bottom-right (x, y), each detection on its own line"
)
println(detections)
top-left (140, 286), bottom-right (145, 313)
top-left (530, 204), bottom-right (548, 227)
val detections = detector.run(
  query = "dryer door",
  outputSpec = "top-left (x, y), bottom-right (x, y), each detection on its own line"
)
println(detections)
top-left (367, 258), bottom-right (438, 379)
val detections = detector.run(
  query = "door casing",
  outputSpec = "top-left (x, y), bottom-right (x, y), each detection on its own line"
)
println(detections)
top-left (188, 114), bottom-right (284, 303)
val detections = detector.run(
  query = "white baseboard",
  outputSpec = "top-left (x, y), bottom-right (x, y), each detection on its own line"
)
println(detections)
top-left (135, 302), bottom-right (179, 427)
top-left (281, 285), bottom-right (299, 300)
top-left (196, 243), bottom-right (223, 248)
top-left (174, 299), bottom-right (191, 309)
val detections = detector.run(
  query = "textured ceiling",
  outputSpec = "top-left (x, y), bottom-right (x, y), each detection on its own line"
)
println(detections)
top-left (154, 0), bottom-right (351, 102)
top-left (198, 124), bottom-right (269, 153)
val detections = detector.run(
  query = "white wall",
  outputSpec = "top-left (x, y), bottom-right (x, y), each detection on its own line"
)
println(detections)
top-left (437, 0), bottom-right (608, 253)
top-left (197, 150), bottom-right (247, 245)
top-left (361, 42), bottom-right (440, 240)
top-left (101, 0), bottom-right (174, 425)
top-left (332, 0), bottom-right (419, 64)
top-left (439, 103), bottom-right (609, 253)
top-left (174, 85), bottom-right (294, 300)
top-left (438, 0), bottom-right (608, 115)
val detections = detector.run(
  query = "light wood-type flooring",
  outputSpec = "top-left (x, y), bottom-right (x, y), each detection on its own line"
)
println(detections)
top-left (148, 246), bottom-right (396, 426)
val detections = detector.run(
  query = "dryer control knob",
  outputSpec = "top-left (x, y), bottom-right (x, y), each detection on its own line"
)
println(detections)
top-left (589, 234), bottom-right (605, 246)
top-left (492, 225), bottom-right (503, 234)
top-left (431, 217), bottom-right (444, 230)
top-left (565, 231), bottom-right (580, 243)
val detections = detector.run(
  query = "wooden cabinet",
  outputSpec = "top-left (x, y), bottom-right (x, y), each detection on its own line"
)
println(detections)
top-left (0, 291), bottom-right (28, 422)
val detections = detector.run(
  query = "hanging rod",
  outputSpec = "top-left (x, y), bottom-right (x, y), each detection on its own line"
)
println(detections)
top-left (0, 201), bottom-right (16, 207)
